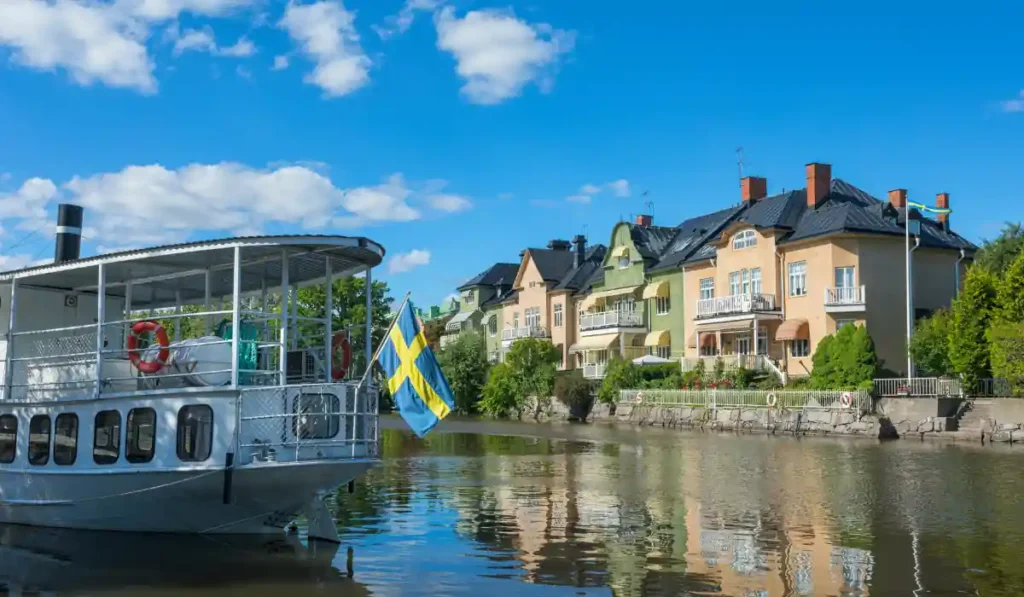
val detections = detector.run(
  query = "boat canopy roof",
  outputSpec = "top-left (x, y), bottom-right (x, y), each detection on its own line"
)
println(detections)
top-left (0, 235), bottom-right (385, 309)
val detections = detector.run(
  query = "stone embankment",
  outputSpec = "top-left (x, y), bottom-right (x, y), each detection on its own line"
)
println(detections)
top-left (606, 403), bottom-right (882, 437)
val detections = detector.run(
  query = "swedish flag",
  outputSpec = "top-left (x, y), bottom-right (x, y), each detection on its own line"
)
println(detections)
top-left (908, 200), bottom-right (952, 215)
top-left (377, 300), bottom-right (455, 437)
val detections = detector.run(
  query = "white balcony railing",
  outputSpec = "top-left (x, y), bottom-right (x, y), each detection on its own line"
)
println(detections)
top-left (824, 285), bottom-right (866, 306)
top-left (583, 363), bottom-right (608, 379)
top-left (579, 310), bottom-right (644, 331)
top-left (500, 326), bottom-right (550, 342)
top-left (695, 293), bottom-right (777, 318)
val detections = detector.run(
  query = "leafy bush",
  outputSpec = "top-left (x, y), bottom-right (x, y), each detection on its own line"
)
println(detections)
top-left (554, 371), bottom-right (595, 418)
top-left (988, 322), bottom-right (1024, 394)
top-left (479, 363), bottom-right (521, 418)
top-left (730, 367), bottom-right (755, 388)
top-left (810, 324), bottom-right (878, 389)
top-left (681, 370), bottom-right (702, 388)
top-left (436, 332), bottom-right (489, 414)
top-left (758, 371), bottom-right (783, 390)
top-left (504, 338), bottom-right (562, 418)
top-left (950, 267), bottom-right (998, 388)
top-left (910, 308), bottom-right (954, 376)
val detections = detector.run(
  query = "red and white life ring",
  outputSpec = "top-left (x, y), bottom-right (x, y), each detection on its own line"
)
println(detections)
top-left (840, 392), bottom-right (853, 408)
top-left (330, 333), bottom-right (352, 380)
top-left (126, 320), bottom-right (170, 374)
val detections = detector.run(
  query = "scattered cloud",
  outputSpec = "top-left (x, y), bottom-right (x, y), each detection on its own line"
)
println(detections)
top-left (272, 54), bottom-right (290, 70)
top-left (566, 194), bottom-right (590, 204)
top-left (388, 249), bottom-right (431, 274)
top-left (607, 178), bottom-right (630, 197)
top-left (0, 254), bottom-right (39, 272)
top-left (235, 65), bottom-right (252, 79)
top-left (115, 0), bottom-right (257, 22)
top-left (279, 0), bottom-right (371, 98)
top-left (434, 7), bottom-right (576, 105)
top-left (579, 183), bottom-right (601, 195)
top-left (168, 25), bottom-right (255, 57)
top-left (564, 179), bottom-right (630, 203)
top-left (373, 0), bottom-right (441, 40)
top-left (333, 173), bottom-right (419, 226)
top-left (427, 193), bottom-right (472, 212)
top-left (1001, 90), bottom-right (1024, 113)
top-left (0, 178), bottom-right (57, 220)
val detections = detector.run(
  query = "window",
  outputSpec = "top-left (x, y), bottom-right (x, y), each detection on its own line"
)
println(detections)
top-left (0, 415), bottom-right (16, 463)
top-left (93, 410), bottom-right (121, 465)
top-left (177, 405), bottom-right (213, 462)
top-left (699, 278), bottom-right (714, 300)
top-left (488, 315), bottom-right (498, 337)
top-left (729, 271), bottom-right (740, 296)
top-left (28, 415), bottom-right (50, 465)
top-left (618, 256), bottom-right (629, 269)
top-left (512, 312), bottom-right (519, 329)
top-left (728, 269), bottom-right (760, 295)
top-left (791, 339), bottom-right (810, 357)
top-left (788, 261), bottom-right (807, 297)
top-left (732, 229), bottom-right (757, 249)
top-left (650, 346), bottom-right (671, 359)
top-left (836, 319), bottom-right (856, 330)
top-left (126, 408), bottom-right (156, 463)
top-left (835, 266), bottom-right (855, 289)
top-left (655, 296), bottom-right (670, 315)
top-left (464, 289), bottom-right (475, 302)
top-left (292, 394), bottom-right (340, 440)
top-left (525, 307), bottom-right (540, 329)
top-left (54, 413), bottom-right (78, 465)
top-left (553, 304), bottom-right (563, 328)
top-left (751, 268), bottom-right (762, 294)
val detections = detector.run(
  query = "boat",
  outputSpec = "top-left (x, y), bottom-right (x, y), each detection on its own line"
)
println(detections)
top-left (0, 204), bottom-right (384, 539)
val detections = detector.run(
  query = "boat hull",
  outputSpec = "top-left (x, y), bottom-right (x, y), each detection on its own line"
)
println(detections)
top-left (0, 459), bottom-right (377, 534)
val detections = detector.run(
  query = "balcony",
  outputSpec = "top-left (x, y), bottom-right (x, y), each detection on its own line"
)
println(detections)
top-left (583, 363), bottom-right (607, 379)
top-left (501, 325), bottom-right (550, 345)
top-left (579, 310), bottom-right (644, 332)
top-left (824, 285), bottom-right (866, 312)
top-left (696, 293), bottom-right (778, 319)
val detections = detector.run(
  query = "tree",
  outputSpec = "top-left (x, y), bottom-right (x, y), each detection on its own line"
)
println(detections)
top-left (910, 308), bottom-right (954, 376)
top-left (554, 371), bottom-right (595, 420)
top-left (436, 332), bottom-right (489, 414)
top-left (949, 267), bottom-right (998, 389)
top-left (421, 318), bottom-right (447, 350)
top-left (810, 334), bottom-right (837, 389)
top-left (974, 222), bottom-right (1024, 275)
top-left (994, 250), bottom-right (1024, 323)
top-left (988, 322), bottom-right (1024, 394)
top-left (810, 325), bottom-right (878, 389)
top-left (503, 338), bottom-right (561, 418)
top-left (479, 363), bottom-right (521, 418)
top-left (598, 358), bottom-right (642, 404)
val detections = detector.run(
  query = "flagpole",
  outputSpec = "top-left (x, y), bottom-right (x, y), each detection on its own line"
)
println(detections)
top-left (355, 291), bottom-right (411, 391)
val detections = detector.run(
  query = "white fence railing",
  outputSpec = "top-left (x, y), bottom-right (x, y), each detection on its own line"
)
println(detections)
top-left (696, 293), bottom-right (777, 318)
top-left (620, 388), bottom-right (869, 411)
top-left (579, 310), bottom-right (644, 331)
top-left (681, 354), bottom-right (767, 372)
top-left (873, 377), bottom-right (963, 398)
top-left (825, 285), bottom-right (866, 306)
top-left (500, 326), bottom-right (550, 341)
top-left (583, 363), bottom-right (607, 379)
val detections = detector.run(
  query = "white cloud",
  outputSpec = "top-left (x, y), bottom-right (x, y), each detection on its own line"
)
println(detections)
top-left (1002, 90), bottom-right (1024, 113)
top-left (0, 0), bottom-right (157, 93)
top-left (579, 183), bottom-right (600, 195)
top-left (565, 179), bottom-right (629, 204)
top-left (279, 0), bottom-right (371, 98)
top-left (272, 55), bottom-right (290, 70)
top-left (235, 65), bottom-right (252, 79)
top-left (219, 36), bottom-right (255, 57)
top-left (434, 7), bottom-right (575, 105)
top-left (0, 178), bottom-right (58, 220)
top-left (566, 194), bottom-right (590, 204)
top-left (334, 173), bottom-right (420, 226)
top-left (373, 0), bottom-right (440, 40)
top-left (115, 0), bottom-right (256, 22)
top-left (0, 254), bottom-right (38, 272)
top-left (387, 249), bottom-right (430, 274)
top-left (607, 178), bottom-right (630, 197)
top-left (427, 193), bottom-right (472, 212)
top-left (169, 25), bottom-right (255, 57)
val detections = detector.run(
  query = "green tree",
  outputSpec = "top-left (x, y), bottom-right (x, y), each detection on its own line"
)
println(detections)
top-left (436, 332), bottom-right (489, 414)
top-left (949, 267), bottom-right (998, 388)
top-left (504, 338), bottom-right (561, 418)
top-left (554, 371), bottom-right (595, 419)
top-left (810, 325), bottom-right (878, 389)
top-left (421, 318), bottom-right (447, 350)
top-left (598, 358), bottom-right (642, 404)
top-left (974, 222), bottom-right (1024, 275)
top-left (993, 250), bottom-right (1024, 323)
top-left (988, 322), bottom-right (1024, 394)
top-left (909, 308), bottom-right (954, 376)
top-left (479, 363), bottom-right (522, 418)
top-left (810, 334), bottom-right (837, 388)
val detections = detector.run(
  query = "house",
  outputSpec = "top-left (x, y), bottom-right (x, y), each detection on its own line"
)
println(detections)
top-left (679, 162), bottom-right (976, 378)
top-left (442, 262), bottom-right (518, 352)
top-left (500, 236), bottom-right (606, 368)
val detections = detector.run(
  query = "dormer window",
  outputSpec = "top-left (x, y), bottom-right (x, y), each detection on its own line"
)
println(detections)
top-left (732, 229), bottom-right (757, 250)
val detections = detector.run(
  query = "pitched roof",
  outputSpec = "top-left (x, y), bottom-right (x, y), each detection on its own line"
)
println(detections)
top-left (457, 262), bottom-right (520, 291)
top-left (553, 245), bottom-right (608, 292)
top-left (526, 247), bottom-right (578, 282)
top-left (648, 206), bottom-right (742, 272)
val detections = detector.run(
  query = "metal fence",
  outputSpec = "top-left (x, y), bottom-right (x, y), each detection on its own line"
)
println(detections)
top-left (619, 388), bottom-right (869, 411)
top-left (873, 377), bottom-right (1017, 398)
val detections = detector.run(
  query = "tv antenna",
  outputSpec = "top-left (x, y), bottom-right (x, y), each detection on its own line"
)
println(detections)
top-left (736, 147), bottom-right (744, 186)
top-left (643, 190), bottom-right (653, 216)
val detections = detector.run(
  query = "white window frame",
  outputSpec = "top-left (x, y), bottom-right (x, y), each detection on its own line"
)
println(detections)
top-left (649, 345), bottom-right (671, 359)
top-left (512, 312), bottom-right (519, 329)
top-left (751, 268), bottom-right (762, 294)
top-left (788, 261), bottom-right (807, 297)
top-left (525, 307), bottom-right (540, 329)
top-left (729, 271), bottom-right (741, 296)
top-left (732, 229), bottom-right (757, 250)
top-left (488, 315), bottom-right (497, 337)
top-left (835, 266), bottom-right (855, 288)
top-left (699, 278), bottom-right (714, 300)
top-left (553, 304), bottom-right (563, 328)
top-left (655, 296), bottom-right (670, 315)
top-left (791, 339), bottom-right (810, 357)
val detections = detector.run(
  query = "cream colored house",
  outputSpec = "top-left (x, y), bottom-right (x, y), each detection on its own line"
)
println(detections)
top-left (679, 162), bottom-right (975, 378)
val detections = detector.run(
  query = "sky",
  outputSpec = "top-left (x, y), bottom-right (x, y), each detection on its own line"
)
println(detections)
top-left (0, 0), bottom-right (1021, 307)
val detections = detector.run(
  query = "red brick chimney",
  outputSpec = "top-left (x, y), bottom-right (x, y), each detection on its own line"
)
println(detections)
top-left (741, 176), bottom-right (767, 203)
top-left (888, 189), bottom-right (907, 209)
top-left (806, 163), bottom-right (831, 209)
top-left (936, 192), bottom-right (950, 229)
top-left (636, 214), bottom-right (652, 227)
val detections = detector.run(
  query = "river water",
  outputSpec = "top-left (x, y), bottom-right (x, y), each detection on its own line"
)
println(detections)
top-left (4, 416), bottom-right (1024, 596)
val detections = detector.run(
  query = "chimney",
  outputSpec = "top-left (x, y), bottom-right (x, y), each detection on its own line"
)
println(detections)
top-left (547, 239), bottom-right (571, 251)
top-left (936, 192), bottom-right (950, 230)
top-left (572, 235), bottom-right (586, 268)
top-left (741, 176), bottom-right (767, 203)
top-left (888, 189), bottom-right (907, 210)
top-left (54, 203), bottom-right (84, 263)
top-left (636, 214), bottom-right (652, 227)
top-left (518, 249), bottom-right (526, 260)
top-left (806, 163), bottom-right (831, 209)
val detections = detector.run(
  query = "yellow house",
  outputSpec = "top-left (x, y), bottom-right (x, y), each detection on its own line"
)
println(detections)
top-left (680, 163), bottom-right (975, 378)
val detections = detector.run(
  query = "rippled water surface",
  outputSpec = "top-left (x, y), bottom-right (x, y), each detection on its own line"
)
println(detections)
top-left (5, 415), bottom-right (1024, 596)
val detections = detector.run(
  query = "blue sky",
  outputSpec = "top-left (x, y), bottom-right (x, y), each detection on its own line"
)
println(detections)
top-left (0, 0), bottom-right (1021, 306)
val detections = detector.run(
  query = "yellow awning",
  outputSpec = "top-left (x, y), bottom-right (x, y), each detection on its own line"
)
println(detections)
top-left (568, 333), bottom-right (619, 353)
top-left (696, 320), bottom-right (752, 333)
top-left (641, 280), bottom-right (670, 299)
top-left (644, 330), bottom-right (670, 346)
top-left (580, 285), bottom-right (641, 311)
top-left (610, 246), bottom-right (630, 258)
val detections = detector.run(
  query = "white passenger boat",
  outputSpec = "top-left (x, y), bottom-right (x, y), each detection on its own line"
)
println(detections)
top-left (0, 205), bottom-right (383, 538)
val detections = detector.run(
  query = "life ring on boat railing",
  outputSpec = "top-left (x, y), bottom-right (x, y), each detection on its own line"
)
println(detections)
top-left (127, 320), bottom-right (170, 374)
top-left (330, 333), bottom-right (352, 380)
top-left (766, 393), bottom-right (778, 408)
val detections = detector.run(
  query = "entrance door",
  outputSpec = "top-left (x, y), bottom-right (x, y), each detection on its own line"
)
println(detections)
top-left (735, 335), bottom-right (752, 355)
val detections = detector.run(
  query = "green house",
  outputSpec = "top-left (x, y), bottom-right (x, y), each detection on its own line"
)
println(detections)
top-left (442, 262), bottom-right (518, 358)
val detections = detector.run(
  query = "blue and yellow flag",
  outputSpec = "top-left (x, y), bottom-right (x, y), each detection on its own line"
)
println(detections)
top-left (908, 200), bottom-right (952, 215)
top-left (377, 300), bottom-right (455, 437)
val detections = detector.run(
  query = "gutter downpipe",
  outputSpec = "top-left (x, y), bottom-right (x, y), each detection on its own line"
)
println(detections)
top-left (954, 249), bottom-right (967, 299)
top-left (680, 264), bottom-right (686, 370)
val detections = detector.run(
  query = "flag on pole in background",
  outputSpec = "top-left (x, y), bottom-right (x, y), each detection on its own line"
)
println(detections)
top-left (908, 200), bottom-right (952, 215)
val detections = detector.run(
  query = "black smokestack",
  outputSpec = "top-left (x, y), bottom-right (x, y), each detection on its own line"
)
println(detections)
top-left (573, 235), bottom-right (586, 268)
top-left (54, 204), bottom-right (83, 263)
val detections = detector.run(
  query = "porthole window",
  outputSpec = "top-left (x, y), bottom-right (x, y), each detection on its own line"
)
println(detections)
top-left (28, 415), bottom-right (50, 465)
top-left (0, 415), bottom-right (16, 464)
top-left (177, 405), bottom-right (213, 462)
top-left (126, 408), bottom-right (156, 463)
top-left (93, 410), bottom-right (121, 465)
top-left (54, 413), bottom-right (79, 465)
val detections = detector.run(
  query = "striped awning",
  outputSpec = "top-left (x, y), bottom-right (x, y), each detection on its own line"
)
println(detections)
top-left (644, 330), bottom-right (670, 346)
top-left (445, 309), bottom-right (477, 331)
top-left (776, 318), bottom-right (809, 341)
top-left (641, 280), bottom-right (670, 299)
top-left (569, 333), bottom-right (619, 353)
top-left (580, 285), bottom-right (641, 311)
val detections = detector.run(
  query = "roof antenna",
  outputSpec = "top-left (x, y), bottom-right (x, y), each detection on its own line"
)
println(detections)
top-left (643, 191), bottom-right (653, 216)
top-left (736, 147), bottom-right (744, 187)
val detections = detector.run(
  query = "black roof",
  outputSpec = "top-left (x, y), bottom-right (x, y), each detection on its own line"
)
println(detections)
top-left (553, 245), bottom-right (608, 292)
top-left (457, 262), bottom-right (520, 291)
top-left (481, 285), bottom-right (517, 309)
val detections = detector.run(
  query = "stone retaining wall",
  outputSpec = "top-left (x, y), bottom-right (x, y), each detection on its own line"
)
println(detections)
top-left (609, 403), bottom-right (881, 437)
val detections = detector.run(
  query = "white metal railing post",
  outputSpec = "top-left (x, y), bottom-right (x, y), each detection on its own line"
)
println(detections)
top-left (3, 278), bottom-right (17, 401)
top-left (174, 290), bottom-right (182, 343)
top-left (364, 266), bottom-right (372, 377)
top-left (96, 263), bottom-right (106, 398)
top-left (325, 256), bottom-right (333, 381)
top-left (231, 246), bottom-right (242, 389)
top-left (204, 268), bottom-right (212, 335)
top-left (123, 281), bottom-right (132, 350)
top-left (279, 250), bottom-right (290, 385)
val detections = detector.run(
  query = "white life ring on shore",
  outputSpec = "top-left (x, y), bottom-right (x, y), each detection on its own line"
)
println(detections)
top-left (635, 392), bottom-right (644, 404)
top-left (840, 392), bottom-right (853, 408)
top-left (766, 393), bottom-right (777, 407)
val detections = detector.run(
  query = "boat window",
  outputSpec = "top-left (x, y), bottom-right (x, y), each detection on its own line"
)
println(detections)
top-left (126, 408), bottom-right (156, 464)
top-left (93, 410), bottom-right (121, 465)
top-left (28, 415), bottom-right (51, 465)
top-left (177, 405), bottom-right (213, 462)
top-left (0, 415), bottom-right (16, 464)
top-left (54, 413), bottom-right (79, 465)
top-left (293, 393), bottom-right (340, 439)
